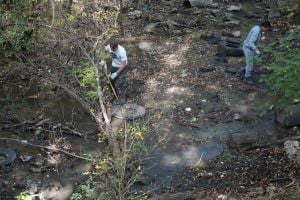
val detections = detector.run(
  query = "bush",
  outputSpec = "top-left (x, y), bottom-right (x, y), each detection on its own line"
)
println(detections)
top-left (263, 27), bottom-right (300, 106)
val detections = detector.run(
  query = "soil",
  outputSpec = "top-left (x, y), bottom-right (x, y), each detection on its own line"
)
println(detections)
top-left (0, 0), bottom-right (300, 199)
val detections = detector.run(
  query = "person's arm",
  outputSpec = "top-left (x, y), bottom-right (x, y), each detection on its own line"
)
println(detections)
top-left (111, 60), bottom-right (126, 79)
top-left (116, 60), bottom-right (127, 74)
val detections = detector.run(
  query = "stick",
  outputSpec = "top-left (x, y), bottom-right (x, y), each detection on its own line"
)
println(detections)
top-left (0, 138), bottom-right (94, 162)
top-left (3, 120), bottom-right (35, 129)
top-left (104, 63), bottom-right (119, 101)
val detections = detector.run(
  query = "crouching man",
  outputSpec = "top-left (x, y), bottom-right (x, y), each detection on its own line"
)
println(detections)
top-left (105, 40), bottom-right (128, 105)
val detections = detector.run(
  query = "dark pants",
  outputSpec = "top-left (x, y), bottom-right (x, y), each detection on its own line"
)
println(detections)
top-left (111, 67), bottom-right (127, 99)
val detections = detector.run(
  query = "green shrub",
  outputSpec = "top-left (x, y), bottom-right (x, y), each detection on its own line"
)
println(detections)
top-left (263, 27), bottom-right (300, 106)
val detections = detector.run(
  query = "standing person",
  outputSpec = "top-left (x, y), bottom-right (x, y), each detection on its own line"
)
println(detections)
top-left (105, 40), bottom-right (128, 105)
top-left (243, 21), bottom-right (271, 83)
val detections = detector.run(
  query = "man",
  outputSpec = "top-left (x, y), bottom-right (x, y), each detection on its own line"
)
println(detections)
top-left (243, 21), bottom-right (271, 83)
top-left (105, 41), bottom-right (128, 105)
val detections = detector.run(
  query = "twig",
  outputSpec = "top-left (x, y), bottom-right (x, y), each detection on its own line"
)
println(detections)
top-left (35, 118), bottom-right (50, 126)
top-left (284, 177), bottom-right (296, 188)
top-left (3, 120), bottom-right (35, 129)
top-left (0, 137), bottom-right (94, 162)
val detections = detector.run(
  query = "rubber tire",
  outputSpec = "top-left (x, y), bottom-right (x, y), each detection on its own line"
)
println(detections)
top-left (112, 104), bottom-right (146, 120)
top-left (219, 40), bottom-right (244, 57)
top-left (0, 148), bottom-right (16, 166)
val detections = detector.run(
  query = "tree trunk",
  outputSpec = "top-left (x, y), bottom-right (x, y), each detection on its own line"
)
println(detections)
top-left (66, 0), bottom-right (73, 13)
top-left (119, 0), bottom-right (124, 37)
top-left (268, 0), bottom-right (280, 19)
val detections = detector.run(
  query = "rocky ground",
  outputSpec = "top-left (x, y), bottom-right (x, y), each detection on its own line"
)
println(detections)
top-left (122, 0), bottom-right (300, 199)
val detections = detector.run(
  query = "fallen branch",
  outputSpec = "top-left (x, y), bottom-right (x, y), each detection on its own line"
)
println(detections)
top-left (2, 120), bottom-right (35, 129)
top-left (0, 137), bottom-right (94, 162)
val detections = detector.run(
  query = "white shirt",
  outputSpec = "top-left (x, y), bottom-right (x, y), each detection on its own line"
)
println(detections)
top-left (105, 44), bottom-right (128, 68)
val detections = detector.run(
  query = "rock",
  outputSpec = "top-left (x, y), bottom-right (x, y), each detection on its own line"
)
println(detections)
top-left (30, 167), bottom-right (44, 173)
top-left (138, 41), bottom-right (153, 51)
top-left (199, 66), bottom-right (216, 73)
top-left (144, 22), bottom-right (162, 33)
top-left (210, 9), bottom-right (221, 16)
top-left (31, 156), bottom-right (44, 167)
top-left (227, 5), bottom-right (242, 12)
top-left (173, 29), bottom-right (182, 35)
top-left (184, 0), bottom-right (216, 7)
top-left (233, 113), bottom-right (241, 120)
top-left (128, 10), bottom-right (142, 19)
top-left (232, 30), bottom-right (241, 38)
top-left (284, 140), bottom-right (300, 159)
top-left (225, 20), bottom-right (241, 26)
top-left (134, 175), bottom-right (155, 186)
top-left (221, 30), bottom-right (233, 37)
top-left (276, 104), bottom-right (300, 127)
top-left (248, 187), bottom-right (264, 196)
top-left (149, 14), bottom-right (164, 22)
top-left (244, 11), bottom-right (260, 19)
top-left (229, 132), bottom-right (258, 146)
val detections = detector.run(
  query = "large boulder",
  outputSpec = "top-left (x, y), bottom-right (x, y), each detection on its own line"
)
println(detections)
top-left (276, 104), bottom-right (300, 127)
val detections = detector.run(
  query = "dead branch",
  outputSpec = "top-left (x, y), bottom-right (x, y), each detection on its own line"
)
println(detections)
top-left (0, 137), bottom-right (94, 162)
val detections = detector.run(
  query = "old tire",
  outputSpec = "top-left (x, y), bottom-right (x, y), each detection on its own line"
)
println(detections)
top-left (0, 148), bottom-right (16, 166)
top-left (112, 104), bottom-right (146, 120)
top-left (219, 40), bottom-right (244, 57)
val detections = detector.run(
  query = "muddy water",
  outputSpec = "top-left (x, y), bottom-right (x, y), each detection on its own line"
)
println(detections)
top-left (0, 83), bottom-right (104, 198)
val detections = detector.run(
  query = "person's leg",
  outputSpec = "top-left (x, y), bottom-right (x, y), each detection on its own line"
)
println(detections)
top-left (115, 69), bottom-right (127, 105)
top-left (243, 47), bottom-right (255, 78)
top-left (110, 67), bottom-right (119, 102)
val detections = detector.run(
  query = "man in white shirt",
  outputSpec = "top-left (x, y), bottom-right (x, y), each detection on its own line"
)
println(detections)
top-left (105, 41), bottom-right (128, 104)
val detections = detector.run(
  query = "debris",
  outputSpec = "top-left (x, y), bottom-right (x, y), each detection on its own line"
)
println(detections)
top-left (185, 107), bottom-right (192, 112)
top-left (20, 155), bottom-right (33, 162)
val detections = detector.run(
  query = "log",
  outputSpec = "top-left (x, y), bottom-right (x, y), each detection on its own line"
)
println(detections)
top-left (229, 132), bottom-right (258, 146)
